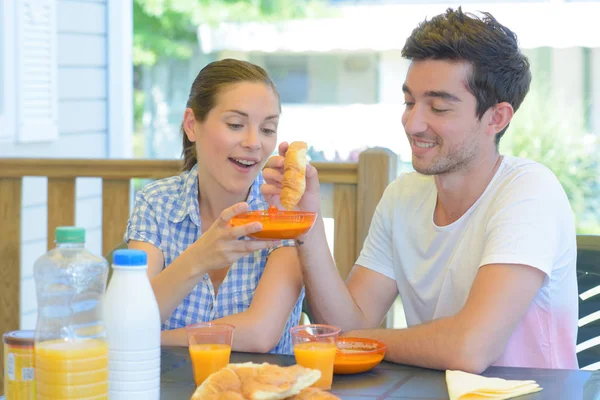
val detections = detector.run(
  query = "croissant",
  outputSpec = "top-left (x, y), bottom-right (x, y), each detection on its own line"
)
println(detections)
top-left (280, 141), bottom-right (308, 210)
top-left (190, 362), bottom-right (340, 400)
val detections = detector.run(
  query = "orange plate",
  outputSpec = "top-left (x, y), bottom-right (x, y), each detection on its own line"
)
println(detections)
top-left (230, 210), bottom-right (317, 240)
top-left (333, 337), bottom-right (387, 375)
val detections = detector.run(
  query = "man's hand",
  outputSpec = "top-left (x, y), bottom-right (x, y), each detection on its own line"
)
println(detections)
top-left (261, 142), bottom-right (322, 214)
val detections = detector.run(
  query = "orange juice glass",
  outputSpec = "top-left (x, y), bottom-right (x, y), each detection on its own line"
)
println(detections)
top-left (187, 323), bottom-right (234, 386)
top-left (34, 339), bottom-right (108, 399)
top-left (290, 324), bottom-right (340, 390)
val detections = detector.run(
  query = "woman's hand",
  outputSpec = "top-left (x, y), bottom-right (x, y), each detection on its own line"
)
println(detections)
top-left (191, 202), bottom-right (278, 272)
top-left (261, 142), bottom-right (322, 213)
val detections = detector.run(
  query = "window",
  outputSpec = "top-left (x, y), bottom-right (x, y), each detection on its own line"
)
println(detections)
top-left (0, 0), bottom-right (57, 142)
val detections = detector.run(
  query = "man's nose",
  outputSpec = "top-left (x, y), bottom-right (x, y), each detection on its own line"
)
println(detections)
top-left (403, 105), bottom-right (428, 135)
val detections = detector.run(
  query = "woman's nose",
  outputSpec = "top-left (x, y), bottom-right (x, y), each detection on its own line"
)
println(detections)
top-left (241, 128), bottom-right (261, 150)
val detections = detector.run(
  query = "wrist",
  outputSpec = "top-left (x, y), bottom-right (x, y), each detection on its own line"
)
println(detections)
top-left (183, 245), bottom-right (209, 278)
top-left (297, 215), bottom-right (325, 245)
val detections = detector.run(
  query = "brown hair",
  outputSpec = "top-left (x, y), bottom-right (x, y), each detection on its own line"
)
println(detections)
top-left (181, 58), bottom-right (280, 171)
top-left (402, 7), bottom-right (531, 146)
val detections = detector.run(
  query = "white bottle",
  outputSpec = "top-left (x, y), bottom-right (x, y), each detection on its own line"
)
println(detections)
top-left (104, 249), bottom-right (161, 400)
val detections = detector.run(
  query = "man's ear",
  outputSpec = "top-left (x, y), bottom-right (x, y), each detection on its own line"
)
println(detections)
top-left (183, 108), bottom-right (197, 142)
top-left (486, 102), bottom-right (514, 137)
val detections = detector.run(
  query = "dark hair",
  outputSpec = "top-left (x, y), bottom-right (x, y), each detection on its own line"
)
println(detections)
top-left (181, 58), bottom-right (280, 171)
top-left (401, 7), bottom-right (531, 146)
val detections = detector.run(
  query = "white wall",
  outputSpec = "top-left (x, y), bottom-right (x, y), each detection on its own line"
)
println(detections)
top-left (0, 0), bottom-right (110, 330)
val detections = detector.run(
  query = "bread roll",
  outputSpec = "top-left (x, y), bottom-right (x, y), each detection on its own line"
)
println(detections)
top-left (280, 141), bottom-right (308, 210)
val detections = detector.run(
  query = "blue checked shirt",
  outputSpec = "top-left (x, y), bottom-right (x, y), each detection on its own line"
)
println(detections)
top-left (124, 164), bottom-right (304, 354)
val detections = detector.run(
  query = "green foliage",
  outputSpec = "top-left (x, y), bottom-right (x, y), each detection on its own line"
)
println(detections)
top-left (500, 87), bottom-right (600, 234)
top-left (133, 0), bottom-right (333, 66)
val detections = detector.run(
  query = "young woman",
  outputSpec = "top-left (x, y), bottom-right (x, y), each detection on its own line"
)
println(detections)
top-left (125, 59), bottom-right (304, 354)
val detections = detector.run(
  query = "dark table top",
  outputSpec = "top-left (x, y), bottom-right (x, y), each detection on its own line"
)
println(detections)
top-left (2, 347), bottom-right (598, 399)
top-left (160, 347), bottom-right (600, 400)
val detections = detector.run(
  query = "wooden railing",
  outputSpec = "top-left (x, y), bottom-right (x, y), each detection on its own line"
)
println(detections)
top-left (0, 148), bottom-right (397, 393)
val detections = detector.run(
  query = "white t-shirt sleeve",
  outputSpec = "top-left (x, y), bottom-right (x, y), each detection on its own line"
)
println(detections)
top-left (480, 165), bottom-right (574, 282)
top-left (355, 182), bottom-right (397, 281)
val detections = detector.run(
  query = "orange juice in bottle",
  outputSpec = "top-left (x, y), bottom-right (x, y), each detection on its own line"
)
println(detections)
top-left (189, 343), bottom-right (232, 385)
top-left (35, 339), bottom-right (108, 399)
top-left (33, 227), bottom-right (109, 399)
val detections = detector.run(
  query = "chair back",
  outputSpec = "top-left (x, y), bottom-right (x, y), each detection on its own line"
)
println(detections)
top-left (576, 235), bottom-right (600, 370)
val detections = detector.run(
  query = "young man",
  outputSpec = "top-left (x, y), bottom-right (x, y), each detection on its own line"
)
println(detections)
top-left (262, 8), bottom-right (578, 373)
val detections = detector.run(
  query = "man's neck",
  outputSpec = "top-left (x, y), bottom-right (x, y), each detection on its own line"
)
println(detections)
top-left (433, 152), bottom-right (503, 226)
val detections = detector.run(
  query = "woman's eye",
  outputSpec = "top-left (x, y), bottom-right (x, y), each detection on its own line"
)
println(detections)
top-left (227, 123), bottom-right (243, 130)
top-left (261, 128), bottom-right (276, 135)
top-left (404, 102), bottom-right (414, 108)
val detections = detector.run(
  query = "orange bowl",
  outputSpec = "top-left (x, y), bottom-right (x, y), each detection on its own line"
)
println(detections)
top-left (333, 337), bottom-right (387, 375)
top-left (230, 210), bottom-right (317, 240)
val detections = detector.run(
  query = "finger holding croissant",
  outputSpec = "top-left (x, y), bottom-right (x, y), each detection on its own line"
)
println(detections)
top-left (261, 142), bottom-right (321, 214)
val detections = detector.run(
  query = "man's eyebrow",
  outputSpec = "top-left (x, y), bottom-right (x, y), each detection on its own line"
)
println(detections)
top-left (401, 85), bottom-right (461, 103)
top-left (225, 110), bottom-right (279, 120)
top-left (424, 91), bottom-right (461, 102)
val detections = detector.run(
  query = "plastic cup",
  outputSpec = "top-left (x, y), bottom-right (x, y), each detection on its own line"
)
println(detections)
top-left (290, 324), bottom-right (341, 390)
top-left (186, 323), bottom-right (235, 386)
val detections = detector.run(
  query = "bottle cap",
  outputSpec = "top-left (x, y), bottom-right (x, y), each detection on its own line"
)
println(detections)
top-left (113, 249), bottom-right (147, 267)
top-left (55, 227), bottom-right (85, 243)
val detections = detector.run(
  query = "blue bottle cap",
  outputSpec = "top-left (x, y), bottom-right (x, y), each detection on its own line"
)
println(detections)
top-left (112, 249), bottom-right (147, 267)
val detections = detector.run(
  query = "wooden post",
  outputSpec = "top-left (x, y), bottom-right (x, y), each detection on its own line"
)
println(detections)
top-left (0, 178), bottom-right (22, 394)
top-left (47, 178), bottom-right (76, 250)
top-left (333, 184), bottom-right (357, 280)
top-left (356, 148), bottom-right (398, 257)
top-left (357, 148), bottom-right (398, 329)
top-left (102, 180), bottom-right (131, 257)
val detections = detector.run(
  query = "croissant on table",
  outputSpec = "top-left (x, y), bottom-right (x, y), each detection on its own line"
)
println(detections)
top-left (191, 362), bottom-right (340, 400)
top-left (280, 141), bottom-right (308, 210)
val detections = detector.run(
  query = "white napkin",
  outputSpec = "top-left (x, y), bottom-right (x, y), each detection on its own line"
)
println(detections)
top-left (446, 370), bottom-right (542, 400)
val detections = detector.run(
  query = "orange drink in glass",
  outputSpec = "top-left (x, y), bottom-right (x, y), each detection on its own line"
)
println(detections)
top-left (186, 323), bottom-right (234, 386)
top-left (290, 324), bottom-right (340, 390)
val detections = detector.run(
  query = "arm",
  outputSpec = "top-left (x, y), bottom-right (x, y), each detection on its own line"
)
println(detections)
top-left (298, 218), bottom-right (399, 331)
top-left (161, 246), bottom-right (304, 353)
top-left (345, 263), bottom-right (545, 374)
top-left (128, 240), bottom-right (205, 323)
top-left (261, 142), bottom-right (399, 331)
top-left (127, 200), bottom-right (280, 323)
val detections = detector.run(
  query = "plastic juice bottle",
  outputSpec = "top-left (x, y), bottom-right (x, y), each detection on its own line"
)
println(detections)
top-left (33, 227), bottom-right (109, 399)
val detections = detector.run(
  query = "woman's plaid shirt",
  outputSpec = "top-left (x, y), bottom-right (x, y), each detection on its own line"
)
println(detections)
top-left (124, 164), bottom-right (303, 354)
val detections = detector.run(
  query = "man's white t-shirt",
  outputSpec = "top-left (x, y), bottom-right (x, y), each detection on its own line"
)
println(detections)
top-left (356, 156), bottom-right (578, 369)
